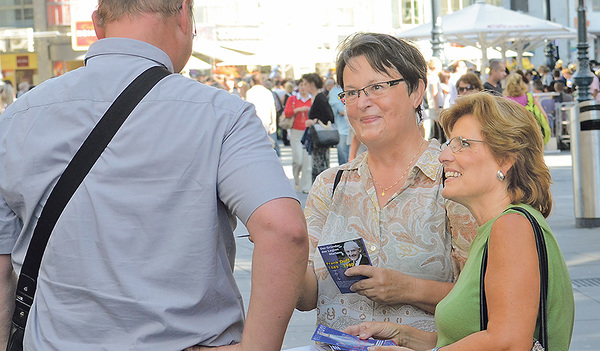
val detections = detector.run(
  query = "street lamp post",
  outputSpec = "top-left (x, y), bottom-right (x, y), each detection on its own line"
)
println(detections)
top-left (572, 0), bottom-right (594, 101)
top-left (431, 0), bottom-right (444, 61)
top-left (571, 0), bottom-right (600, 228)
top-left (543, 0), bottom-right (556, 70)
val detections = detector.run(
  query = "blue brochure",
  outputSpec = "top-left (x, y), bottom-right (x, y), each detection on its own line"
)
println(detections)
top-left (318, 238), bottom-right (372, 294)
top-left (311, 324), bottom-right (397, 350)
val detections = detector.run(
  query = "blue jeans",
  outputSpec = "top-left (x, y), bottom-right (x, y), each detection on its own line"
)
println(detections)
top-left (337, 134), bottom-right (349, 165)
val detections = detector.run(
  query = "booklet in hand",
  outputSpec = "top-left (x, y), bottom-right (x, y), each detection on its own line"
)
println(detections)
top-left (318, 238), bottom-right (372, 294)
top-left (311, 324), bottom-right (397, 350)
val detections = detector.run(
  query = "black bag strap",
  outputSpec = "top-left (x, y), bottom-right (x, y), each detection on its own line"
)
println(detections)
top-left (480, 206), bottom-right (549, 349)
top-left (331, 169), bottom-right (345, 198)
top-left (12, 66), bottom-right (171, 331)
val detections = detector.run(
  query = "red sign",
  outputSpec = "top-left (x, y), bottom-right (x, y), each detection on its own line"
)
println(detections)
top-left (16, 56), bottom-right (29, 67)
top-left (73, 21), bottom-right (98, 50)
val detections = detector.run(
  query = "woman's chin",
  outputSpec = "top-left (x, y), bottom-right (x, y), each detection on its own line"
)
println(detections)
top-left (441, 186), bottom-right (459, 202)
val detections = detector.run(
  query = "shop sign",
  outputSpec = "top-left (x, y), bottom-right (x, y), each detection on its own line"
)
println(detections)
top-left (16, 56), bottom-right (29, 67)
top-left (0, 53), bottom-right (37, 70)
top-left (72, 21), bottom-right (98, 51)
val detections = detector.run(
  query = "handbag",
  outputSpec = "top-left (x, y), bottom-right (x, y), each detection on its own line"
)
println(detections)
top-left (309, 120), bottom-right (340, 148)
top-left (278, 114), bottom-right (294, 130)
top-left (278, 96), bottom-right (295, 129)
top-left (480, 206), bottom-right (549, 351)
top-left (6, 66), bottom-right (171, 351)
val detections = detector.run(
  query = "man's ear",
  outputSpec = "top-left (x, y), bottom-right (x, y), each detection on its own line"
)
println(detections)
top-left (92, 10), bottom-right (105, 39)
top-left (177, 0), bottom-right (192, 35)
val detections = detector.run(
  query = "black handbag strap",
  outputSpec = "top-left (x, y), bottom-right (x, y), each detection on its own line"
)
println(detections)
top-left (12, 66), bottom-right (171, 330)
top-left (480, 206), bottom-right (549, 349)
top-left (331, 169), bottom-right (345, 198)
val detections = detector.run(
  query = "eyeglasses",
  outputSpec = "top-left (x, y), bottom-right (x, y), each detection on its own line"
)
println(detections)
top-left (178, 3), bottom-right (197, 38)
top-left (443, 136), bottom-right (484, 153)
top-left (338, 78), bottom-right (405, 104)
top-left (457, 85), bottom-right (474, 93)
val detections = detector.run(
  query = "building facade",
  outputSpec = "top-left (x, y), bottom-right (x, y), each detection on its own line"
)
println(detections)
top-left (2, 0), bottom-right (600, 87)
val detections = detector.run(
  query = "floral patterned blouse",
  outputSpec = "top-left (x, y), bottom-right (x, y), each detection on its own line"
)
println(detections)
top-left (304, 139), bottom-right (477, 332)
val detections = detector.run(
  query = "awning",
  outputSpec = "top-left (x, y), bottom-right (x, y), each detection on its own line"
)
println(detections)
top-left (192, 40), bottom-right (251, 63)
top-left (184, 55), bottom-right (212, 70)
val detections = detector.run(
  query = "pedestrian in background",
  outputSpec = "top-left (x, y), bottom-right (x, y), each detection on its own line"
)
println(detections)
top-left (284, 78), bottom-right (313, 193)
top-left (246, 72), bottom-right (279, 156)
top-left (0, 0), bottom-right (308, 349)
top-left (455, 73), bottom-right (483, 98)
top-left (325, 78), bottom-right (350, 165)
top-left (483, 59), bottom-right (507, 96)
top-left (304, 73), bottom-right (335, 181)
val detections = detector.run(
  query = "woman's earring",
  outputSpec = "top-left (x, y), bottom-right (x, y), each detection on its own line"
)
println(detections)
top-left (497, 170), bottom-right (505, 181)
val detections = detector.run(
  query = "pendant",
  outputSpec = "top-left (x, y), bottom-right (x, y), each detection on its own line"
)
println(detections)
top-left (381, 191), bottom-right (385, 196)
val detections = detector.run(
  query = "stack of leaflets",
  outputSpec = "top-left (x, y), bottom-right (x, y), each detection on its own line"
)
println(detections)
top-left (318, 238), bottom-right (372, 294)
top-left (310, 324), bottom-right (397, 350)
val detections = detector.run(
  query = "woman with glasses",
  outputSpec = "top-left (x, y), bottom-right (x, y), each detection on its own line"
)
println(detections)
top-left (296, 32), bottom-right (477, 333)
top-left (344, 92), bottom-right (574, 351)
top-left (455, 73), bottom-right (482, 98)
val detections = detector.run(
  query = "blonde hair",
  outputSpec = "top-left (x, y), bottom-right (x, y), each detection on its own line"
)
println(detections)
top-left (440, 92), bottom-right (552, 217)
top-left (503, 73), bottom-right (528, 97)
top-left (96, 0), bottom-right (187, 26)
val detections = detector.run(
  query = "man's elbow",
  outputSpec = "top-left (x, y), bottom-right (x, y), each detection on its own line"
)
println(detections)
top-left (285, 219), bottom-right (309, 249)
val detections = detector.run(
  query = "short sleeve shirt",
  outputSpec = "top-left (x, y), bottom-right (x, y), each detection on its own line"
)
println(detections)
top-left (0, 38), bottom-right (296, 350)
top-left (304, 140), bottom-right (477, 332)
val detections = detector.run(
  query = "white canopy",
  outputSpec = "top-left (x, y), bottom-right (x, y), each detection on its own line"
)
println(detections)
top-left (216, 46), bottom-right (336, 67)
top-left (398, 0), bottom-right (579, 74)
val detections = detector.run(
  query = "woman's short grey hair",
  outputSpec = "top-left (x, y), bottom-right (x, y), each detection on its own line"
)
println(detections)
top-left (335, 32), bottom-right (427, 96)
top-left (96, 0), bottom-right (189, 27)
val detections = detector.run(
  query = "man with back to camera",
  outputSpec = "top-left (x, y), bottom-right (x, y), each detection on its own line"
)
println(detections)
top-left (0, 0), bottom-right (308, 350)
top-left (483, 59), bottom-right (507, 96)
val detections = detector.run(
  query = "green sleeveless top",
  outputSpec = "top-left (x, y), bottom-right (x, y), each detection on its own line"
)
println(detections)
top-left (434, 204), bottom-right (574, 349)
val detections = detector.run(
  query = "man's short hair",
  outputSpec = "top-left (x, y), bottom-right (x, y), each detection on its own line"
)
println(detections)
top-left (489, 59), bottom-right (503, 72)
top-left (96, 0), bottom-right (188, 27)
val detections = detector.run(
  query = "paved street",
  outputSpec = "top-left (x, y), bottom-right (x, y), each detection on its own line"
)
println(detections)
top-left (232, 145), bottom-right (600, 350)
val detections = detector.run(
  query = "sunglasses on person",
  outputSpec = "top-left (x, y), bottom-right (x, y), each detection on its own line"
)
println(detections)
top-left (457, 85), bottom-right (475, 93)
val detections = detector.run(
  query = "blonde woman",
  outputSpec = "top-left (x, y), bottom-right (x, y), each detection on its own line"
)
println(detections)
top-left (344, 93), bottom-right (574, 351)
top-left (503, 73), bottom-right (551, 144)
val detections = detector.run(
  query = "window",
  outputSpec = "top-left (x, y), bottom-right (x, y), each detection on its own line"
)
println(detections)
top-left (47, 1), bottom-right (72, 26)
top-left (0, 0), bottom-right (34, 27)
top-left (403, 0), bottom-right (424, 25)
top-left (510, 0), bottom-right (528, 13)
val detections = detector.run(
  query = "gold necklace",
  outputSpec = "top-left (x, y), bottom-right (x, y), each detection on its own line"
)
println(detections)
top-left (372, 140), bottom-right (425, 197)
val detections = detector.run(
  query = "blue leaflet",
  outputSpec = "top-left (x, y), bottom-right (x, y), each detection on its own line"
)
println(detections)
top-left (311, 324), bottom-right (397, 350)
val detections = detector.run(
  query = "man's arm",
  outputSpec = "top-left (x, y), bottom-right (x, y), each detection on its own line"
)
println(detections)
top-left (188, 198), bottom-right (308, 351)
top-left (0, 254), bottom-right (16, 349)
top-left (295, 264), bottom-right (317, 311)
top-left (241, 197), bottom-right (308, 350)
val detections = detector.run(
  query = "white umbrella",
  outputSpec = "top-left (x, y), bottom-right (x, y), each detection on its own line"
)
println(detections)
top-left (398, 0), bottom-right (579, 74)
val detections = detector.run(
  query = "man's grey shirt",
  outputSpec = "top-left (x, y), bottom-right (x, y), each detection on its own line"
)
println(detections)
top-left (0, 38), bottom-right (296, 350)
